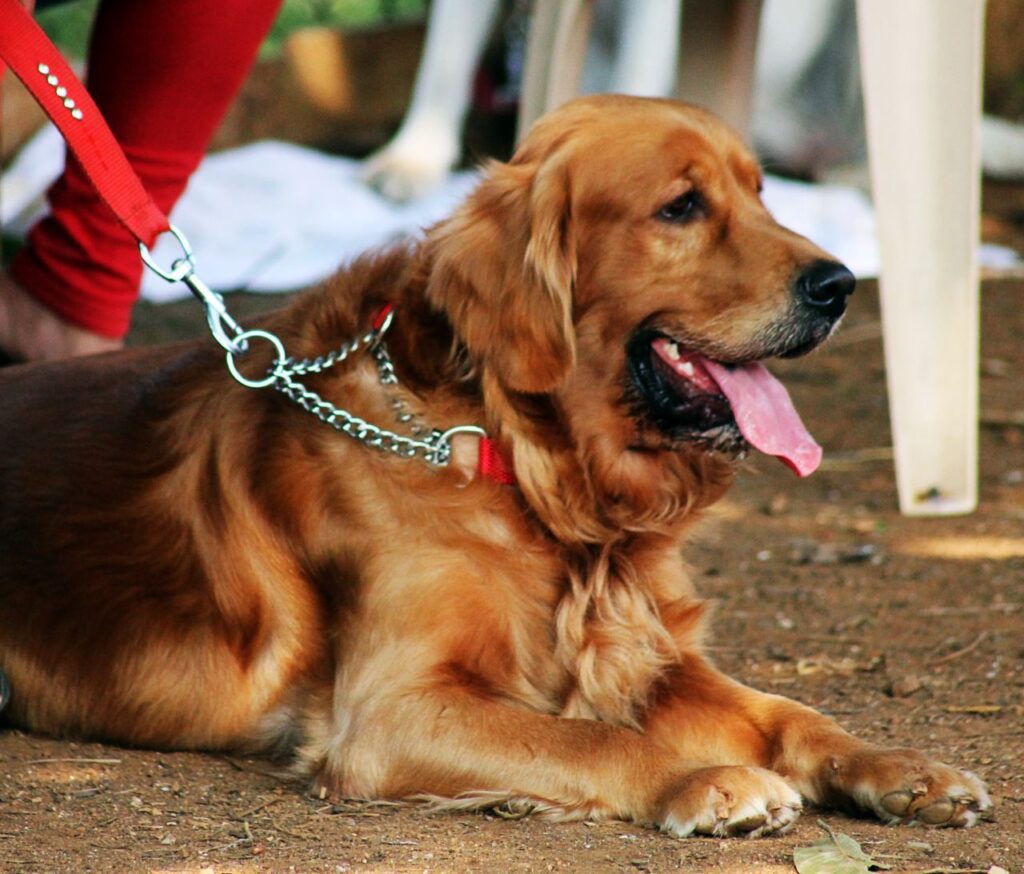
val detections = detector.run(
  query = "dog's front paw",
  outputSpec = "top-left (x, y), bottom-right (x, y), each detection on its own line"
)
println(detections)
top-left (362, 123), bottom-right (459, 203)
top-left (831, 747), bottom-right (992, 828)
top-left (656, 766), bottom-right (802, 838)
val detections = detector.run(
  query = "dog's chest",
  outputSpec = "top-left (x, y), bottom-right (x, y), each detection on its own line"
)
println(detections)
top-left (551, 568), bottom-right (679, 727)
top-left (352, 483), bottom-right (685, 728)
top-left (484, 538), bottom-right (683, 728)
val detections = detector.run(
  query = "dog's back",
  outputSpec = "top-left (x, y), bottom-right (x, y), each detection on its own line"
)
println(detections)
top-left (0, 341), bottom-right (328, 747)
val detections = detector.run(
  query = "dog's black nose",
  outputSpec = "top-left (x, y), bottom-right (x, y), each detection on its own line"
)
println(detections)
top-left (796, 260), bottom-right (856, 317)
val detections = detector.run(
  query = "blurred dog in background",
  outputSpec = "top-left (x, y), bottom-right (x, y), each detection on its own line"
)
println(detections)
top-left (363, 0), bottom-right (1024, 202)
top-left (362, 0), bottom-right (681, 201)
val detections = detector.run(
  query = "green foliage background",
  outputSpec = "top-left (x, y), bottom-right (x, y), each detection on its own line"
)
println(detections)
top-left (37, 0), bottom-right (427, 60)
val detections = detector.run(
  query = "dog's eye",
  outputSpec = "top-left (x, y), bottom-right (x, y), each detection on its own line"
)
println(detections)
top-left (656, 190), bottom-right (705, 224)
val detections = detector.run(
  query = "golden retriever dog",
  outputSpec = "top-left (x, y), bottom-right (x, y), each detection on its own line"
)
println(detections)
top-left (0, 96), bottom-right (990, 836)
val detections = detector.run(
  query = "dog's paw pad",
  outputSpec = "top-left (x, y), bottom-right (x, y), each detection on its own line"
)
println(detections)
top-left (880, 788), bottom-right (916, 817)
top-left (730, 810), bottom-right (770, 833)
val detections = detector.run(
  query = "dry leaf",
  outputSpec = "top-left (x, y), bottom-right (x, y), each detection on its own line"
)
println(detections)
top-left (793, 821), bottom-right (889, 874)
top-left (797, 655), bottom-right (882, 678)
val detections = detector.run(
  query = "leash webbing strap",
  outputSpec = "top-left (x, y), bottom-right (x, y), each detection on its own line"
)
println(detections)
top-left (0, 0), bottom-right (170, 246)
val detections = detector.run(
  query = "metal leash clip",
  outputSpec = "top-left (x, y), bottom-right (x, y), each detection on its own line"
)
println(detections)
top-left (139, 225), bottom-right (248, 355)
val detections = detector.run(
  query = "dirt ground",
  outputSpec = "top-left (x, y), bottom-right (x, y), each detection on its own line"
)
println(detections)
top-left (2, 272), bottom-right (1023, 872)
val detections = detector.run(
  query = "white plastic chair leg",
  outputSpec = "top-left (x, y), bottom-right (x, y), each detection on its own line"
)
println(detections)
top-left (857, 0), bottom-right (985, 515)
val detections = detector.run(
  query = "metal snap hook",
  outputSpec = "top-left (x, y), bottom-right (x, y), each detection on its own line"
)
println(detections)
top-left (138, 224), bottom-right (194, 282)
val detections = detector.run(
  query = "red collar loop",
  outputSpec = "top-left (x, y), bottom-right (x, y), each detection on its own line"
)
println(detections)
top-left (478, 437), bottom-right (516, 486)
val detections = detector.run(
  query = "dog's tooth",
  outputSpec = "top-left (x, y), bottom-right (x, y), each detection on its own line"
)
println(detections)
top-left (679, 361), bottom-right (695, 378)
top-left (665, 342), bottom-right (681, 361)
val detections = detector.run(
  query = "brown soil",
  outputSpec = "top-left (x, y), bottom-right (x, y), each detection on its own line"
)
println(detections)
top-left (2, 278), bottom-right (1023, 873)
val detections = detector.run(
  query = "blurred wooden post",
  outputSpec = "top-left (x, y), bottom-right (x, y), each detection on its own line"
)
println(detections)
top-left (857, 0), bottom-right (985, 515)
top-left (520, 0), bottom-right (762, 142)
top-left (674, 0), bottom-right (762, 140)
top-left (517, 0), bottom-right (594, 142)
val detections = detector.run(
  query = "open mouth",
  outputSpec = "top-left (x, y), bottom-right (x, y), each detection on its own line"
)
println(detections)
top-left (626, 330), bottom-right (822, 477)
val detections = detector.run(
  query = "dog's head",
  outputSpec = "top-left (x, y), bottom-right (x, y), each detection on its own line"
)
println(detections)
top-left (426, 96), bottom-right (852, 512)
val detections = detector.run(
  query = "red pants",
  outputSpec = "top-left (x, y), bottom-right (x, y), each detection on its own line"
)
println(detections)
top-left (10, 0), bottom-right (282, 338)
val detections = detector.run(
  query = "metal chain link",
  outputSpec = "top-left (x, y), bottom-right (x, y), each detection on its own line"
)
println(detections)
top-left (264, 308), bottom-right (453, 465)
top-left (272, 368), bottom-right (449, 464)
top-left (372, 343), bottom-right (430, 437)
top-left (140, 225), bottom-right (485, 468)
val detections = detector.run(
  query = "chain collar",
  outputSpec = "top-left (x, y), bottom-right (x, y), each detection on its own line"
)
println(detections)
top-left (135, 225), bottom-right (507, 477)
top-left (230, 305), bottom-right (489, 469)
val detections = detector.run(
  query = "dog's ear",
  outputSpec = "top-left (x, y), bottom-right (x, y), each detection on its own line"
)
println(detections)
top-left (426, 154), bottom-right (576, 394)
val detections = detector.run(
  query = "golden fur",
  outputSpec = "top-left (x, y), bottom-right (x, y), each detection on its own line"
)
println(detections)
top-left (0, 96), bottom-right (990, 836)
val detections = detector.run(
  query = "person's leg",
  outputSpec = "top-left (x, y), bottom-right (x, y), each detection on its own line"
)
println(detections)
top-left (1, 0), bottom-right (281, 361)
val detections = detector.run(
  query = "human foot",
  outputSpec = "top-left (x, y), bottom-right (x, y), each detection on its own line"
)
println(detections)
top-left (0, 271), bottom-right (123, 362)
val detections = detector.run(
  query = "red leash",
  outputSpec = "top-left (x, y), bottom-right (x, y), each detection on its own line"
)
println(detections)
top-left (0, 0), bottom-right (167, 247)
top-left (0, 0), bottom-right (247, 350)
top-left (0, 0), bottom-right (516, 485)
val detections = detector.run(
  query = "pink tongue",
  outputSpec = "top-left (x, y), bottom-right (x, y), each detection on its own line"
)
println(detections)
top-left (702, 359), bottom-right (822, 477)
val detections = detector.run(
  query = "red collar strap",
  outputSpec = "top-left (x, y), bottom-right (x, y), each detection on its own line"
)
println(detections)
top-left (447, 430), bottom-right (517, 487)
top-left (0, 0), bottom-right (169, 247)
top-left (478, 437), bottom-right (516, 486)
